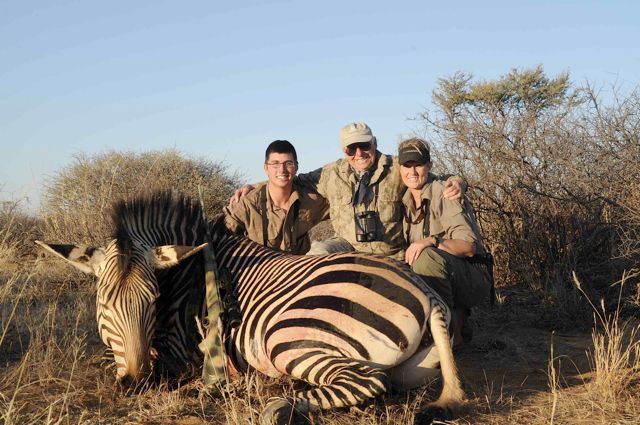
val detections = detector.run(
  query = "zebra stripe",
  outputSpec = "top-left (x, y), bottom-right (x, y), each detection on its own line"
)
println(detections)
top-left (93, 194), bottom-right (209, 382)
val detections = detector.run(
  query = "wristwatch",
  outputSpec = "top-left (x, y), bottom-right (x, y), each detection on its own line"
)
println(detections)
top-left (433, 235), bottom-right (442, 248)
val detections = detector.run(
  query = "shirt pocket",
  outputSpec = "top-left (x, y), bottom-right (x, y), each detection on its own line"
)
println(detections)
top-left (377, 194), bottom-right (402, 224)
top-left (331, 195), bottom-right (352, 217)
top-left (294, 209), bottom-right (313, 233)
top-left (327, 196), bottom-right (353, 234)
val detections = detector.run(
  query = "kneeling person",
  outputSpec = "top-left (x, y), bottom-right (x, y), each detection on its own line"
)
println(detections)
top-left (398, 138), bottom-right (492, 344)
top-left (223, 140), bottom-right (329, 254)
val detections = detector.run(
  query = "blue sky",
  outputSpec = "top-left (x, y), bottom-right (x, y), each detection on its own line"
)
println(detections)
top-left (1, 0), bottom-right (639, 210)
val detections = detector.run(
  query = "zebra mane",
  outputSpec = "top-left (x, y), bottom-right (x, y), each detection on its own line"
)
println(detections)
top-left (209, 213), bottom-right (232, 245)
top-left (111, 191), bottom-right (207, 249)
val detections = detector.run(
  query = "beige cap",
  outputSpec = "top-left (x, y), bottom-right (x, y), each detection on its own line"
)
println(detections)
top-left (339, 122), bottom-right (375, 149)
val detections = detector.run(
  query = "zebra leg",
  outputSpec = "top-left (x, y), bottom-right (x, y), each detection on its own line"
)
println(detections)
top-left (294, 357), bottom-right (388, 411)
top-left (261, 356), bottom-right (387, 423)
top-left (415, 304), bottom-right (465, 424)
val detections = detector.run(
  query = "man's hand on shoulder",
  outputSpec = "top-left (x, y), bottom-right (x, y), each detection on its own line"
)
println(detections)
top-left (229, 184), bottom-right (256, 205)
top-left (443, 177), bottom-right (467, 201)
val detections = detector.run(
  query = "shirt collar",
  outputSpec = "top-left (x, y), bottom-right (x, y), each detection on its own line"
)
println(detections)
top-left (265, 185), bottom-right (300, 211)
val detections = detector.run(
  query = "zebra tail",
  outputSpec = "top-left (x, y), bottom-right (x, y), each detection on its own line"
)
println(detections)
top-left (429, 304), bottom-right (465, 409)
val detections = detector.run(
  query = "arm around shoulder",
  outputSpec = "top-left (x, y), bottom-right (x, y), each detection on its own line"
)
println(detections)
top-left (439, 174), bottom-right (467, 201)
top-left (295, 163), bottom-right (336, 198)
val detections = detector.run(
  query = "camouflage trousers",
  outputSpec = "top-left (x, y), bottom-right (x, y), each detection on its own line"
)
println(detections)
top-left (411, 247), bottom-right (491, 309)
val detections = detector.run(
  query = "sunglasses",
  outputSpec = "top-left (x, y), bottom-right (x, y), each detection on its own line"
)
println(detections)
top-left (345, 142), bottom-right (373, 155)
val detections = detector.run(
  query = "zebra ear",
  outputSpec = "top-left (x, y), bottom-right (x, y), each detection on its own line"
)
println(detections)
top-left (152, 243), bottom-right (208, 269)
top-left (35, 240), bottom-right (106, 276)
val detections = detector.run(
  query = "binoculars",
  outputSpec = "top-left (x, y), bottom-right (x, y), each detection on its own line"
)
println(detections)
top-left (354, 210), bottom-right (380, 243)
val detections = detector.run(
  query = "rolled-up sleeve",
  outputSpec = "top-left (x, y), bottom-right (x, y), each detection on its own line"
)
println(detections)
top-left (223, 202), bottom-right (247, 236)
top-left (434, 196), bottom-right (478, 244)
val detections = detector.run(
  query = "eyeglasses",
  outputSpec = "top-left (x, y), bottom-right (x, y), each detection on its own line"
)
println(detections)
top-left (265, 160), bottom-right (297, 169)
top-left (345, 142), bottom-right (372, 156)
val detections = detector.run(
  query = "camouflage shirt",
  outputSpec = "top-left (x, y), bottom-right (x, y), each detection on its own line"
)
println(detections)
top-left (223, 182), bottom-right (329, 255)
top-left (295, 151), bottom-right (407, 260)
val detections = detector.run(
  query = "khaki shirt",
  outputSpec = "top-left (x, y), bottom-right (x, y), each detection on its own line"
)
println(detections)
top-left (223, 182), bottom-right (329, 255)
top-left (402, 177), bottom-right (487, 255)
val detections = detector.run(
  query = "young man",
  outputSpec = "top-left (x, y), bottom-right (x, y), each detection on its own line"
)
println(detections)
top-left (223, 140), bottom-right (329, 254)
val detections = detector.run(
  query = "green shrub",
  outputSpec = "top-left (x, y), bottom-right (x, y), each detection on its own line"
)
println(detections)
top-left (419, 66), bottom-right (640, 317)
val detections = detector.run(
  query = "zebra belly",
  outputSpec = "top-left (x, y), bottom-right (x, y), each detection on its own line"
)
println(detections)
top-left (265, 298), bottom-right (426, 375)
top-left (230, 257), bottom-right (433, 380)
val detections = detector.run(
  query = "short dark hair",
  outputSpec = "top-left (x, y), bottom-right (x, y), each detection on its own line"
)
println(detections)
top-left (265, 140), bottom-right (298, 163)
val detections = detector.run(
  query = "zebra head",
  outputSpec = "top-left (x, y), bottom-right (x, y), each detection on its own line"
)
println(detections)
top-left (36, 191), bottom-right (209, 386)
top-left (35, 239), bottom-right (206, 385)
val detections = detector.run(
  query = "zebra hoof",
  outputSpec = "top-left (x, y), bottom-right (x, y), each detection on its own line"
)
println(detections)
top-left (414, 406), bottom-right (453, 424)
top-left (261, 398), bottom-right (307, 425)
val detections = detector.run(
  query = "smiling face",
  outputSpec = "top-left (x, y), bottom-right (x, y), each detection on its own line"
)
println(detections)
top-left (344, 141), bottom-right (376, 173)
top-left (400, 161), bottom-right (431, 190)
top-left (264, 152), bottom-right (298, 189)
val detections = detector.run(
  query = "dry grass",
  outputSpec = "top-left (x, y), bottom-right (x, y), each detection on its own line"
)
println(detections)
top-left (1, 193), bottom-right (639, 424)
top-left (0, 267), bottom-right (95, 425)
top-left (2, 251), bottom-right (639, 424)
top-left (565, 272), bottom-right (639, 421)
top-left (521, 272), bottom-right (640, 425)
top-left (0, 199), bottom-right (43, 272)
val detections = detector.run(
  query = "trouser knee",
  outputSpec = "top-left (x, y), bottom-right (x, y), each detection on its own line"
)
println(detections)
top-left (411, 248), bottom-right (453, 306)
top-left (412, 248), bottom-right (448, 279)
